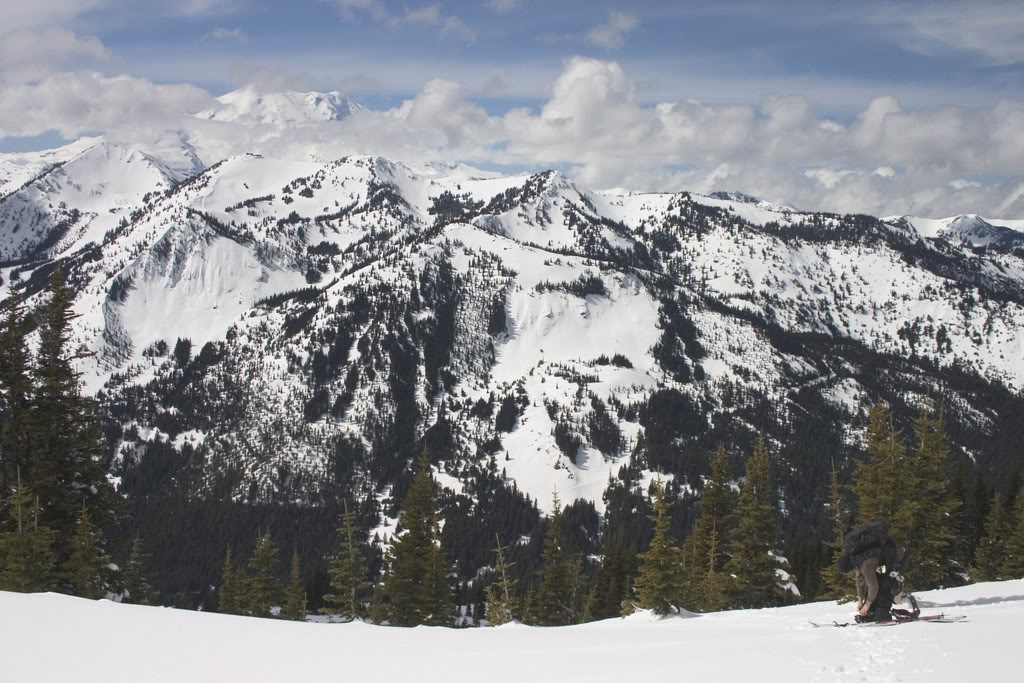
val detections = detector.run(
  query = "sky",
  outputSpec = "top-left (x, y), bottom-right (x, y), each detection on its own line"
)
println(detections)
top-left (1, 0), bottom-right (1023, 217)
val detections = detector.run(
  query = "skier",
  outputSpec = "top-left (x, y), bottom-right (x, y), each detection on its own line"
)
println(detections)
top-left (836, 521), bottom-right (917, 623)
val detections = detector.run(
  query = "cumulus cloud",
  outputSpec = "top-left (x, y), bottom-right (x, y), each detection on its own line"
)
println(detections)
top-left (0, 28), bottom-right (110, 83)
top-left (0, 72), bottom-right (211, 140)
top-left (6, 55), bottom-right (1024, 219)
top-left (587, 11), bottom-right (638, 49)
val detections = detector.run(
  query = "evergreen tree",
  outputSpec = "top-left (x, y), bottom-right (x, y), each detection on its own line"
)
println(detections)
top-left (321, 502), bottom-right (371, 621)
top-left (820, 464), bottom-right (854, 602)
top-left (244, 531), bottom-right (282, 617)
top-left (0, 294), bottom-right (34, 501)
top-left (218, 546), bottom-right (241, 614)
top-left (0, 475), bottom-right (56, 592)
top-left (584, 535), bottom-right (634, 621)
top-left (374, 452), bottom-right (452, 626)
top-left (962, 472), bottom-right (991, 568)
top-left (904, 409), bottom-right (959, 588)
top-left (724, 437), bottom-right (785, 608)
top-left (281, 551), bottom-right (307, 621)
top-left (973, 493), bottom-right (1007, 582)
top-left (121, 535), bottom-right (155, 605)
top-left (680, 445), bottom-right (736, 610)
top-left (699, 523), bottom-right (729, 612)
top-left (421, 529), bottom-right (456, 626)
top-left (631, 480), bottom-right (682, 615)
top-left (999, 494), bottom-right (1024, 580)
top-left (530, 494), bottom-right (577, 625)
top-left (26, 267), bottom-right (116, 558)
top-left (64, 505), bottom-right (109, 599)
top-left (854, 403), bottom-right (906, 532)
top-left (485, 535), bottom-right (517, 626)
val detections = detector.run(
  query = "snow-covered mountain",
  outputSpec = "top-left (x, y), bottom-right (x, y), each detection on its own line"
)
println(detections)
top-left (4, 580), bottom-right (1022, 682)
top-left (195, 86), bottom-right (363, 127)
top-left (2, 149), bottom-right (1022, 518)
top-left (3, 110), bottom-right (1024, 591)
top-left (886, 213), bottom-right (1024, 250)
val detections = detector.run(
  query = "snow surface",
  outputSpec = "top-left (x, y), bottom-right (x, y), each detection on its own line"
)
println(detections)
top-left (3, 580), bottom-right (1021, 682)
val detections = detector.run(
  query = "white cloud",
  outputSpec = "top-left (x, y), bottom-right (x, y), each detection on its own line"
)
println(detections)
top-left (202, 27), bottom-right (248, 42)
top-left (804, 168), bottom-right (861, 190)
top-left (325, 0), bottom-right (475, 43)
top-left (0, 29), bottom-right (110, 83)
top-left (586, 11), bottom-right (638, 50)
top-left (880, 1), bottom-right (1024, 65)
top-left (0, 1), bottom-right (109, 32)
top-left (0, 72), bottom-right (211, 139)
top-left (7, 56), bottom-right (1024, 219)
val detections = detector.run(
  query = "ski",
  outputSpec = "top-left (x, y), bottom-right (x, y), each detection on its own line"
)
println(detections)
top-left (809, 613), bottom-right (967, 628)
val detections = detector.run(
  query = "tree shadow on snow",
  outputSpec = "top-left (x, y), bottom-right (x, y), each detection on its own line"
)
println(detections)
top-left (918, 594), bottom-right (1024, 608)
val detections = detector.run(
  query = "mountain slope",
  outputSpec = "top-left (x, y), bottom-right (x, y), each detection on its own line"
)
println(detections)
top-left (3, 151), bottom-right (1024, 595)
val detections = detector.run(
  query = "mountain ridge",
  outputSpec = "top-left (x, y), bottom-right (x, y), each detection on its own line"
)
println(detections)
top-left (2, 123), bottom-right (1024, 595)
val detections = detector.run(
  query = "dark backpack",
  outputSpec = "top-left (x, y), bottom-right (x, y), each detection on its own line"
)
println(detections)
top-left (843, 521), bottom-right (889, 559)
top-left (844, 521), bottom-right (911, 575)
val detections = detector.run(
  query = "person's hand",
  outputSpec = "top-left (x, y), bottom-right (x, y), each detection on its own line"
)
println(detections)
top-left (858, 602), bottom-right (871, 617)
top-left (857, 600), bottom-right (864, 611)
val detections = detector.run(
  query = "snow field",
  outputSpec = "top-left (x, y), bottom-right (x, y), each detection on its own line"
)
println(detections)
top-left (3, 579), bottom-right (1021, 683)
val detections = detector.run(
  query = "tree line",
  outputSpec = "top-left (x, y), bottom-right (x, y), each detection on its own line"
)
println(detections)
top-left (2, 269), bottom-right (1024, 625)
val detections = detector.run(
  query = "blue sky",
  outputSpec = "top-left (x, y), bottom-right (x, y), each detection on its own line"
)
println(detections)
top-left (1, 0), bottom-right (1023, 216)
top-left (15, 1), bottom-right (1024, 110)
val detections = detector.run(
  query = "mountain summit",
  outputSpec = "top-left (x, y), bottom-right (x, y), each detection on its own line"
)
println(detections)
top-left (195, 86), bottom-right (364, 127)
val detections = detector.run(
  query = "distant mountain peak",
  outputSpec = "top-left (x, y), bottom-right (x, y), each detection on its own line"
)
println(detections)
top-left (194, 86), bottom-right (364, 127)
top-left (709, 190), bottom-right (796, 213)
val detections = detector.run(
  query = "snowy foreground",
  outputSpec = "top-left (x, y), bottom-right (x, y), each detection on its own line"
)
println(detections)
top-left (4, 581), bottom-right (1022, 682)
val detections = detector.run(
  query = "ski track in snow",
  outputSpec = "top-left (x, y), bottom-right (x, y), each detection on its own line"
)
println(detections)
top-left (3, 580), bottom-right (1022, 682)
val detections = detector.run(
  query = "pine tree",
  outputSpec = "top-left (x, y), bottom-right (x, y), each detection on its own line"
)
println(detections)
top-left (121, 535), bottom-right (155, 605)
top-left (680, 445), bottom-right (736, 610)
top-left (999, 494), bottom-right (1024, 580)
top-left (485, 535), bottom-right (517, 626)
top-left (631, 480), bottom-right (682, 615)
top-left (0, 294), bottom-right (34, 501)
top-left (281, 551), bottom-right (307, 621)
top-left (725, 437), bottom-right (785, 608)
top-left (244, 531), bottom-right (282, 617)
top-left (973, 493), bottom-right (1007, 582)
top-left (584, 535), bottom-right (634, 621)
top-left (819, 463), bottom-right (854, 602)
top-left (421, 530), bottom-right (456, 626)
top-left (854, 403), bottom-right (906, 532)
top-left (699, 523), bottom-right (729, 612)
top-left (64, 505), bottom-right (109, 599)
top-left (26, 267), bottom-right (116, 558)
top-left (530, 493), bottom-right (577, 625)
top-left (218, 546), bottom-right (240, 614)
top-left (0, 474), bottom-right (56, 592)
top-left (903, 409), bottom-right (958, 588)
top-left (321, 502), bottom-right (371, 621)
top-left (374, 452), bottom-right (452, 626)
